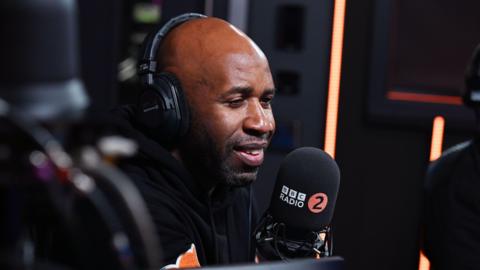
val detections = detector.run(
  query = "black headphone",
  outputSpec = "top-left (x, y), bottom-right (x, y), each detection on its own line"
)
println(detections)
top-left (464, 44), bottom-right (480, 107)
top-left (136, 13), bottom-right (207, 146)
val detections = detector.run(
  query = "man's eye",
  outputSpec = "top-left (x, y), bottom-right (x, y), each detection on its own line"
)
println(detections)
top-left (260, 96), bottom-right (273, 108)
top-left (228, 99), bottom-right (245, 107)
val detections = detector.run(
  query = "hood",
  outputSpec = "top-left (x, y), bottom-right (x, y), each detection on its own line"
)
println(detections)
top-left (111, 104), bottom-right (245, 209)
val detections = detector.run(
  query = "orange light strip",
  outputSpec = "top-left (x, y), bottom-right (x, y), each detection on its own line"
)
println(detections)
top-left (418, 250), bottom-right (431, 270)
top-left (387, 91), bottom-right (462, 105)
top-left (419, 116), bottom-right (445, 270)
top-left (429, 116), bottom-right (445, 161)
top-left (324, 0), bottom-right (347, 158)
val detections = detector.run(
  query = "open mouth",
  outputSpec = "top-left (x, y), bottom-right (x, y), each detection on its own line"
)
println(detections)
top-left (233, 142), bottom-right (267, 167)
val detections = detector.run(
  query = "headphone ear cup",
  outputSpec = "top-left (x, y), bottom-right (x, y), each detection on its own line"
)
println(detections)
top-left (136, 73), bottom-right (189, 145)
top-left (162, 73), bottom-right (190, 138)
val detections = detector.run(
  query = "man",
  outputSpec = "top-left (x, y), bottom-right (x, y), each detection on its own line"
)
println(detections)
top-left (423, 44), bottom-right (480, 270)
top-left (116, 15), bottom-right (275, 267)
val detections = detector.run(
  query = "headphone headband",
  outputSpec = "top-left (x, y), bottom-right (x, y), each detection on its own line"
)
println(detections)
top-left (464, 44), bottom-right (480, 107)
top-left (138, 13), bottom-right (207, 85)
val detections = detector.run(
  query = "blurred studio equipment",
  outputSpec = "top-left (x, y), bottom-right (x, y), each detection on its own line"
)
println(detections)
top-left (0, 0), bottom-right (162, 269)
top-left (0, 0), bottom-right (88, 121)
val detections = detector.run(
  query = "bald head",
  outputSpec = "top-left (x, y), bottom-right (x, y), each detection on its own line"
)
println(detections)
top-left (156, 17), bottom-right (270, 93)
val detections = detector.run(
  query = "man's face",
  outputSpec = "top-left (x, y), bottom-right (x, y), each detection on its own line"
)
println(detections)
top-left (180, 52), bottom-right (275, 187)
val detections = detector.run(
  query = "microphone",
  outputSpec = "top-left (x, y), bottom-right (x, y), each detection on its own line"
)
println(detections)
top-left (0, 0), bottom-right (88, 121)
top-left (255, 147), bottom-right (340, 261)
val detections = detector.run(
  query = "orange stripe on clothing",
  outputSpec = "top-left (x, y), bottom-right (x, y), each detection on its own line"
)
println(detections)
top-left (163, 243), bottom-right (201, 269)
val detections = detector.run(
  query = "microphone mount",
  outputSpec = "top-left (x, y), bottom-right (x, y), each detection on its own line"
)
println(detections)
top-left (254, 213), bottom-right (333, 261)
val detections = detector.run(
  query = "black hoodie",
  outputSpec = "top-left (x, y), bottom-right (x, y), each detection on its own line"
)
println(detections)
top-left (113, 106), bottom-right (257, 267)
top-left (424, 139), bottom-right (480, 270)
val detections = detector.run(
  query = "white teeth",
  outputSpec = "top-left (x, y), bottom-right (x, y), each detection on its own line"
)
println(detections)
top-left (245, 149), bottom-right (261, 155)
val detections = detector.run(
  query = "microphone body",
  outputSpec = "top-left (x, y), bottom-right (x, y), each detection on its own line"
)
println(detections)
top-left (255, 147), bottom-right (340, 260)
top-left (0, 0), bottom-right (88, 121)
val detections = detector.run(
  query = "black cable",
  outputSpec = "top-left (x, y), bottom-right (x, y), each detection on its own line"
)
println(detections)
top-left (76, 150), bottom-right (162, 270)
top-left (247, 185), bottom-right (252, 259)
top-left (0, 100), bottom-right (148, 270)
top-left (0, 101), bottom-right (88, 269)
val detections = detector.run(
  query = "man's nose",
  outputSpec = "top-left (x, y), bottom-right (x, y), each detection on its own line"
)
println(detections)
top-left (243, 100), bottom-right (275, 136)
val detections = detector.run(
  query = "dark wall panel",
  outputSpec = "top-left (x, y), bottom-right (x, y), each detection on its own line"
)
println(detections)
top-left (334, 0), bottom-right (472, 269)
top-left (78, 0), bottom-right (122, 110)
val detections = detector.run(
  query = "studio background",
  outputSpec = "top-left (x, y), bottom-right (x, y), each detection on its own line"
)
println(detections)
top-left (76, 1), bottom-right (478, 269)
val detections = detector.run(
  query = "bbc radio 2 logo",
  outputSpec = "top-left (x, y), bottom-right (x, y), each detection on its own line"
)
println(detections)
top-left (279, 185), bottom-right (306, 208)
top-left (280, 185), bottom-right (328, 213)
